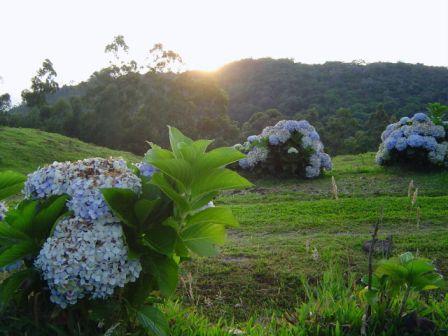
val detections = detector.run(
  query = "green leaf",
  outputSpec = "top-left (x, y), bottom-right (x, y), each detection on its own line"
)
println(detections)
top-left (194, 147), bottom-right (245, 171)
top-left (192, 139), bottom-right (213, 153)
top-left (146, 158), bottom-right (192, 190)
top-left (0, 268), bottom-right (36, 311)
top-left (181, 223), bottom-right (226, 256)
top-left (0, 171), bottom-right (25, 200)
top-left (187, 206), bottom-right (238, 228)
top-left (150, 173), bottom-right (188, 212)
top-left (33, 195), bottom-right (69, 238)
top-left (144, 145), bottom-right (174, 162)
top-left (168, 126), bottom-right (193, 158)
top-left (0, 222), bottom-right (29, 245)
top-left (134, 199), bottom-right (159, 226)
top-left (148, 256), bottom-right (179, 297)
top-left (9, 201), bottom-right (38, 234)
top-left (191, 168), bottom-right (252, 199)
top-left (101, 188), bottom-right (138, 227)
top-left (141, 225), bottom-right (177, 256)
top-left (0, 240), bottom-right (36, 267)
top-left (136, 306), bottom-right (169, 336)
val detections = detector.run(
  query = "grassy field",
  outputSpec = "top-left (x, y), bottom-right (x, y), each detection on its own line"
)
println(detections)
top-left (1, 128), bottom-right (447, 334)
top-left (0, 127), bottom-right (140, 173)
top-left (179, 152), bottom-right (448, 325)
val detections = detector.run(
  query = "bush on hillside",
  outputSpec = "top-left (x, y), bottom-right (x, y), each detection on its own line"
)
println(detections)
top-left (235, 120), bottom-right (332, 178)
top-left (375, 112), bottom-right (448, 169)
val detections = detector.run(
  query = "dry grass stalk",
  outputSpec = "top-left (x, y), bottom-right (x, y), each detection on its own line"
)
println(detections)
top-left (331, 176), bottom-right (339, 200)
top-left (407, 179), bottom-right (414, 198)
top-left (411, 188), bottom-right (419, 206)
top-left (416, 206), bottom-right (421, 229)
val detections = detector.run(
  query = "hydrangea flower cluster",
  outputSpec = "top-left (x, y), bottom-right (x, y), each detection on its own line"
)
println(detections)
top-left (376, 112), bottom-right (448, 168)
top-left (236, 120), bottom-right (332, 178)
top-left (35, 217), bottom-right (141, 308)
top-left (25, 158), bottom-right (141, 224)
top-left (25, 158), bottom-right (143, 308)
top-left (0, 202), bottom-right (7, 221)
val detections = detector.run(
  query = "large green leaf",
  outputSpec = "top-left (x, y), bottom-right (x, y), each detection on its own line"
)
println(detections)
top-left (0, 171), bottom-right (25, 200)
top-left (136, 306), bottom-right (169, 336)
top-left (194, 147), bottom-right (245, 171)
top-left (134, 199), bottom-right (159, 226)
top-left (150, 173), bottom-right (188, 212)
top-left (144, 145), bottom-right (174, 162)
top-left (181, 222), bottom-right (226, 256)
top-left (146, 158), bottom-right (192, 190)
top-left (9, 201), bottom-right (38, 234)
top-left (0, 240), bottom-right (36, 267)
top-left (148, 256), bottom-right (179, 297)
top-left (168, 126), bottom-right (193, 159)
top-left (0, 268), bottom-right (37, 311)
top-left (141, 225), bottom-right (177, 256)
top-left (187, 206), bottom-right (238, 228)
top-left (101, 188), bottom-right (138, 227)
top-left (0, 222), bottom-right (29, 245)
top-left (191, 168), bottom-right (252, 199)
top-left (32, 195), bottom-right (69, 238)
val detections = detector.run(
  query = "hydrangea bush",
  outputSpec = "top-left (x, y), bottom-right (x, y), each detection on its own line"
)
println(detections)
top-left (376, 112), bottom-right (448, 169)
top-left (235, 120), bottom-right (332, 178)
top-left (0, 128), bottom-right (251, 335)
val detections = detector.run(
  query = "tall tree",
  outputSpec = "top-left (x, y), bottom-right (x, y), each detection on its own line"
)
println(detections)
top-left (21, 59), bottom-right (59, 108)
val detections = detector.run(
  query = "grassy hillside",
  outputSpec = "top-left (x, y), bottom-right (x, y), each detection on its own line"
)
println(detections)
top-left (179, 152), bottom-right (448, 323)
top-left (0, 127), bottom-right (141, 174)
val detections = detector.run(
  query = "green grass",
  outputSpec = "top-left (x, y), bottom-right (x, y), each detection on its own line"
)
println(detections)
top-left (1, 129), bottom-right (447, 334)
top-left (179, 152), bottom-right (448, 325)
top-left (0, 127), bottom-right (141, 173)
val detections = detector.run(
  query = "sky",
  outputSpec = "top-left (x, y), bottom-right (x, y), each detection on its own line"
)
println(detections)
top-left (1, 0), bottom-right (447, 103)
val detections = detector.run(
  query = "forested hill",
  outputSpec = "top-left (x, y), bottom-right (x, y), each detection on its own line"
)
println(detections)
top-left (3, 59), bottom-right (447, 155)
top-left (215, 58), bottom-right (448, 122)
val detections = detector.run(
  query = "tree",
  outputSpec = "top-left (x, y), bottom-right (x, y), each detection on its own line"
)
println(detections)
top-left (242, 108), bottom-right (285, 138)
top-left (147, 43), bottom-right (183, 73)
top-left (21, 59), bottom-right (59, 108)
top-left (105, 35), bottom-right (137, 76)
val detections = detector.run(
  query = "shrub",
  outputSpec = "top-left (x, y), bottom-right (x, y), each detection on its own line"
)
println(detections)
top-left (376, 112), bottom-right (448, 169)
top-left (0, 127), bottom-right (251, 335)
top-left (235, 120), bottom-right (332, 178)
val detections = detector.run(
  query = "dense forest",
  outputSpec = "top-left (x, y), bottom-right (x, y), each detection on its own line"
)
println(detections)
top-left (1, 38), bottom-right (447, 155)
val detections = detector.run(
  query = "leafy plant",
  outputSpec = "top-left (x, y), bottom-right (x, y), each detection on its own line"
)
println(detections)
top-left (375, 252), bottom-right (444, 316)
top-left (427, 102), bottom-right (448, 128)
top-left (99, 126), bottom-right (252, 335)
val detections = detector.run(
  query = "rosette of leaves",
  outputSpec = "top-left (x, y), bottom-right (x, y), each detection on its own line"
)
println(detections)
top-left (99, 126), bottom-right (252, 336)
top-left (360, 252), bottom-right (445, 321)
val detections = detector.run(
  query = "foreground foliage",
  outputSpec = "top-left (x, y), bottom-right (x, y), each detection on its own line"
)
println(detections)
top-left (0, 128), bottom-right (251, 335)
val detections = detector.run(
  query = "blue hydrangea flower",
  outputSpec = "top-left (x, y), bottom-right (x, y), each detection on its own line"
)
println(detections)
top-left (376, 112), bottom-right (447, 167)
top-left (247, 135), bottom-right (259, 143)
top-left (412, 112), bottom-right (430, 123)
top-left (35, 217), bottom-right (141, 308)
top-left (135, 162), bottom-right (156, 177)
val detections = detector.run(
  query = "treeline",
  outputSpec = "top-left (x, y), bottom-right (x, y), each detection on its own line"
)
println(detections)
top-left (2, 39), bottom-right (447, 155)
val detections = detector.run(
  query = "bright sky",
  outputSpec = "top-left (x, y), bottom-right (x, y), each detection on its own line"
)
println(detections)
top-left (1, 0), bottom-right (447, 103)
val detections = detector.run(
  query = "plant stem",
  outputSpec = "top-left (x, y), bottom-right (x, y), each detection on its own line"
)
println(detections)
top-left (399, 286), bottom-right (411, 317)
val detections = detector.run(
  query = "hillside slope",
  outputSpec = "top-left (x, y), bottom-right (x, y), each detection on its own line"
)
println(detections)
top-left (0, 127), bottom-right (141, 173)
